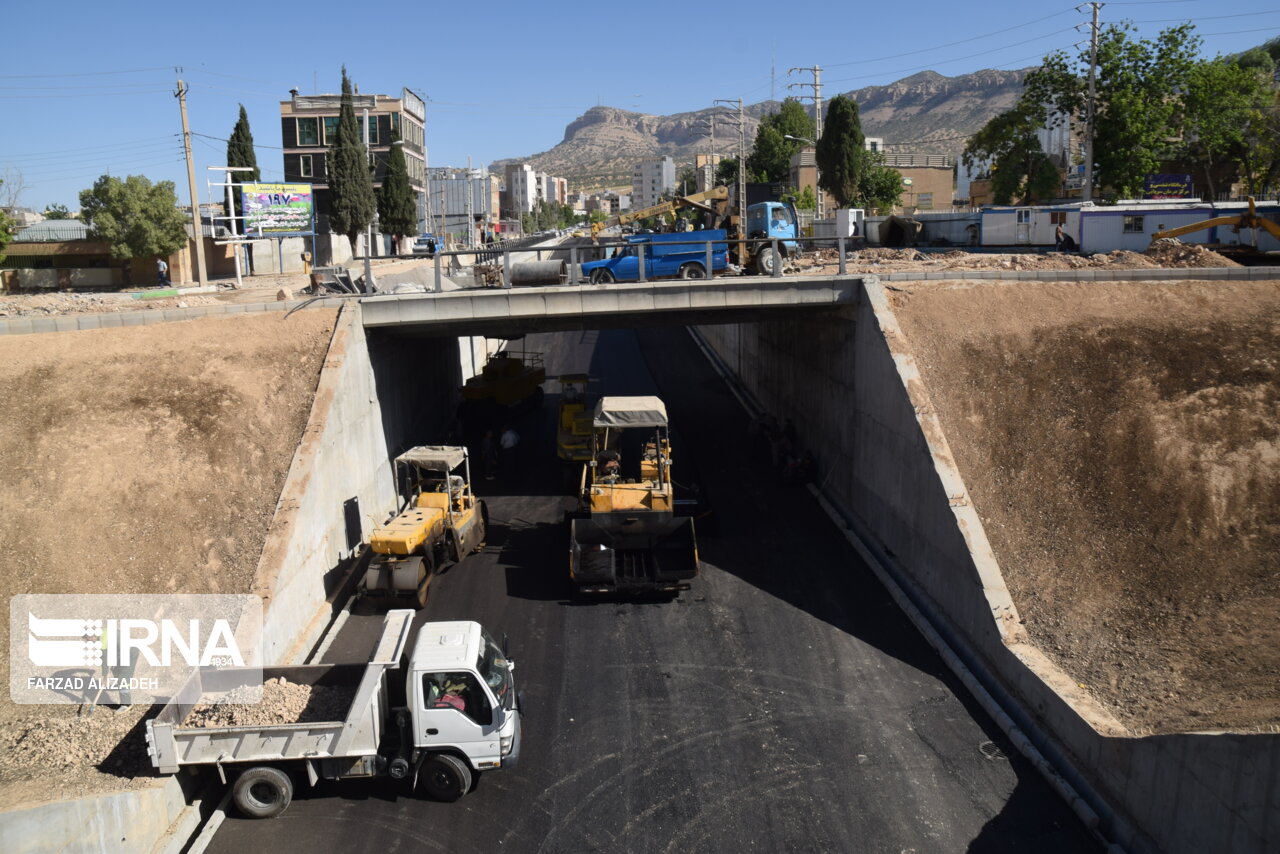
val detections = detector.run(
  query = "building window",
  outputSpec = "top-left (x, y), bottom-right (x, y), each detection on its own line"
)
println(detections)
top-left (1050, 211), bottom-right (1066, 225)
top-left (322, 116), bottom-right (340, 145)
top-left (1016, 209), bottom-right (1031, 223)
top-left (358, 116), bottom-right (379, 145)
top-left (299, 155), bottom-right (313, 178)
top-left (1123, 215), bottom-right (1145, 233)
top-left (297, 117), bottom-right (319, 146)
top-left (391, 113), bottom-right (401, 137)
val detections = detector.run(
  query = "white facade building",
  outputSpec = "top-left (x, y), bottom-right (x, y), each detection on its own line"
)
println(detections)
top-left (632, 156), bottom-right (675, 210)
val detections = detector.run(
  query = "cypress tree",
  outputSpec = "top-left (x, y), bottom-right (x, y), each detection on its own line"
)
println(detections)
top-left (815, 95), bottom-right (865, 209)
top-left (225, 104), bottom-right (260, 225)
top-left (377, 131), bottom-right (417, 252)
top-left (328, 67), bottom-right (376, 255)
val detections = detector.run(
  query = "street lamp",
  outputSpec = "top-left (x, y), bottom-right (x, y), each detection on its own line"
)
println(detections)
top-left (784, 135), bottom-right (822, 220)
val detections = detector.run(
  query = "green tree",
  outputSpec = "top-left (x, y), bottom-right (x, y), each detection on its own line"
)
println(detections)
top-left (1184, 58), bottom-right (1273, 199)
top-left (1092, 23), bottom-right (1200, 199)
top-left (0, 183), bottom-right (16, 266)
top-left (963, 101), bottom-right (1062, 205)
top-left (859, 152), bottom-right (908, 213)
top-left (747, 99), bottom-right (815, 183)
top-left (963, 23), bottom-right (1202, 202)
top-left (327, 67), bottom-right (377, 255)
top-left (816, 96), bottom-right (865, 207)
top-left (226, 104), bottom-right (260, 223)
top-left (42, 203), bottom-right (72, 220)
top-left (676, 164), bottom-right (697, 196)
top-left (781, 185), bottom-right (817, 211)
top-left (377, 131), bottom-right (417, 248)
top-left (78, 174), bottom-right (187, 261)
top-left (714, 157), bottom-right (739, 187)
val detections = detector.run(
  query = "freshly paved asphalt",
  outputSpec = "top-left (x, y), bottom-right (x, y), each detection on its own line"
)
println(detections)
top-left (207, 324), bottom-right (1098, 853)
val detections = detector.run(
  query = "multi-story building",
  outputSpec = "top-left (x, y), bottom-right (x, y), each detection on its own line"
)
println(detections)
top-left (632, 156), bottom-right (675, 210)
top-left (425, 167), bottom-right (501, 241)
top-left (694, 153), bottom-right (723, 192)
top-left (503, 164), bottom-right (538, 218)
top-left (279, 87), bottom-right (426, 229)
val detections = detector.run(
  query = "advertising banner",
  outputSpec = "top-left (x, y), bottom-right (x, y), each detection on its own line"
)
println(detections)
top-left (242, 182), bottom-right (315, 236)
top-left (1143, 174), bottom-right (1193, 200)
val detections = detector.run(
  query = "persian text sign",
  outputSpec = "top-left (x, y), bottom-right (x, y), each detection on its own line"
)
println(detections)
top-left (243, 182), bottom-right (314, 236)
top-left (11, 594), bottom-right (263, 705)
top-left (1143, 174), bottom-right (1193, 200)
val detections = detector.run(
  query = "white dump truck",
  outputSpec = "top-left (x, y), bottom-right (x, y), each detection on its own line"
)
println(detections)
top-left (145, 611), bottom-right (521, 818)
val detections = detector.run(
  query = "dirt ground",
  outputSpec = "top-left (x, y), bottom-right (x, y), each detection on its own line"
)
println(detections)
top-left (0, 308), bottom-right (338, 810)
top-left (891, 278), bottom-right (1280, 735)
top-left (794, 241), bottom-right (1242, 276)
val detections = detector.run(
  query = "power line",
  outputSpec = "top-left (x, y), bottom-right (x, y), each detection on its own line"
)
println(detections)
top-left (823, 7), bottom-right (1078, 68)
top-left (0, 66), bottom-right (171, 79)
top-left (0, 90), bottom-right (171, 100)
top-left (825, 28), bottom-right (1077, 86)
top-left (1, 136), bottom-right (180, 161)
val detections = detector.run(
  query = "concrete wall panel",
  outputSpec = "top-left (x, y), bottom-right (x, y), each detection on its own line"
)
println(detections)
top-left (695, 279), bottom-right (1280, 854)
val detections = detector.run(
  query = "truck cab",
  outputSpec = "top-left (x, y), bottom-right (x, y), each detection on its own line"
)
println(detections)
top-left (582, 229), bottom-right (729, 284)
top-left (408, 620), bottom-right (520, 790)
top-left (745, 201), bottom-right (800, 274)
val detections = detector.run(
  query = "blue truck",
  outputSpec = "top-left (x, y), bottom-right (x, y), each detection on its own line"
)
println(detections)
top-left (585, 187), bottom-right (801, 279)
top-left (582, 229), bottom-right (730, 284)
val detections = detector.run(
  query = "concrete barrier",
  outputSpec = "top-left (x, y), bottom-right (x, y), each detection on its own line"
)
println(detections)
top-left (694, 278), bottom-right (1280, 854)
top-left (0, 777), bottom-right (187, 854)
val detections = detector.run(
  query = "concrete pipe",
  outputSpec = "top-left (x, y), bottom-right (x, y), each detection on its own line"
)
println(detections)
top-left (510, 260), bottom-right (567, 286)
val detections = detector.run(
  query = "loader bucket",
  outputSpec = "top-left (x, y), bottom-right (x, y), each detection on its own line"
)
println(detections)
top-left (569, 515), bottom-right (699, 593)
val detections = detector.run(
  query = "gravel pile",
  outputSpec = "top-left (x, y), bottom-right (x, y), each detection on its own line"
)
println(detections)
top-left (182, 677), bottom-right (355, 728)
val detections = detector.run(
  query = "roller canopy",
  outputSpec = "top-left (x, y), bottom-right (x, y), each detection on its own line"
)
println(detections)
top-left (593, 396), bottom-right (668, 428)
top-left (395, 445), bottom-right (468, 471)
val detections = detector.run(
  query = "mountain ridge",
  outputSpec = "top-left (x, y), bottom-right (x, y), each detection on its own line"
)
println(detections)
top-left (492, 67), bottom-right (1029, 192)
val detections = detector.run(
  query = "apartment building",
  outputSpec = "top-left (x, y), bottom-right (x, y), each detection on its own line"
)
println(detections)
top-left (279, 87), bottom-right (426, 227)
top-left (632, 156), bottom-right (675, 209)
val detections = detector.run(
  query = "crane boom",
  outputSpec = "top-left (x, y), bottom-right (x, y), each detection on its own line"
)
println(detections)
top-left (591, 186), bottom-right (730, 239)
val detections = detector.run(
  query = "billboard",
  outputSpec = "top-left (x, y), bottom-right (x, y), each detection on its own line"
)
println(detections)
top-left (242, 183), bottom-right (315, 236)
top-left (1143, 174), bottom-right (1193, 200)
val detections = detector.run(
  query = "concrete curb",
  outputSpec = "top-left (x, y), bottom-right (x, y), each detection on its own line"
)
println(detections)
top-left (0, 298), bottom-right (329, 336)
top-left (877, 265), bottom-right (1280, 282)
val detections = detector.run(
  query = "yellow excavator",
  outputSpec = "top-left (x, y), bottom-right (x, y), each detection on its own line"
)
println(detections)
top-left (363, 446), bottom-right (488, 608)
top-left (1151, 196), bottom-right (1280, 247)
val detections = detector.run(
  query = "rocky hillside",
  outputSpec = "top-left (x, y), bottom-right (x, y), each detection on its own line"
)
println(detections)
top-left (493, 68), bottom-right (1027, 192)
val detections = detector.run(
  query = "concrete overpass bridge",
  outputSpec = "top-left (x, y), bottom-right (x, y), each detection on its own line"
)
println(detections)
top-left (358, 274), bottom-right (862, 338)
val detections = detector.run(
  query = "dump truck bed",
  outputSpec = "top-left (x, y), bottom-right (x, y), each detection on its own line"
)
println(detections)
top-left (146, 611), bottom-right (413, 774)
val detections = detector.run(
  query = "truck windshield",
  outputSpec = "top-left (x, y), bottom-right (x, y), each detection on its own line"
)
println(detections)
top-left (478, 631), bottom-right (514, 710)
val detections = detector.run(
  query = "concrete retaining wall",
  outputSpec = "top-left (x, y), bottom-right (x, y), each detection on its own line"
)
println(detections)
top-left (695, 279), bottom-right (1280, 854)
top-left (0, 777), bottom-right (186, 854)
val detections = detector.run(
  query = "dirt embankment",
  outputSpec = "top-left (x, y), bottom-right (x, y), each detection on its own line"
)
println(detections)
top-left (892, 279), bottom-right (1280, 734)
top-left (793, 242), bottom-right (1242, 275)
top-left (0, 309), bottom-right (338, 810)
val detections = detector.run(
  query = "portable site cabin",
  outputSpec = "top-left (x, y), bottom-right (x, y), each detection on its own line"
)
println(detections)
top-left (1078, 200), bottom-right (1280, 254)
top-left (979, 205), bottom-right (1084, 248)
top-left (980, 199), bottom-right (1280, 253)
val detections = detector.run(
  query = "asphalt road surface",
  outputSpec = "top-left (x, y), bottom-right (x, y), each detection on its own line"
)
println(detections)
top-left (208, 325), bottom-right (1098, 853)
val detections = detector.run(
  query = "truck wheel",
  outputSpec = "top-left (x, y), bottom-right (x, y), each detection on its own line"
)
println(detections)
top-left (422, 754), bottom-right (472, 802)
top-left (233, 766), bottom-right (293, 819)
top-left (589, 269), bottom-right (615, 284)
top-left (756, 248), bottom-right (778, 276)
top-left (678, 263), bottom-right (706, 280)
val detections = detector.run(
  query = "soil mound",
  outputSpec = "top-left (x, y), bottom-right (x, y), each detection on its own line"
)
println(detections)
top-left (0, 309), bottom-right (338, 810)
top-left (891, 279), bottom-right (1280, 734)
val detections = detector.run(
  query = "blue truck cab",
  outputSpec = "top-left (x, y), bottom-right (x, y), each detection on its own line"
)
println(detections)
top-left (582, 229), bottom-right (729, 284)
top-left (747, 202), bottom-right (800, 250)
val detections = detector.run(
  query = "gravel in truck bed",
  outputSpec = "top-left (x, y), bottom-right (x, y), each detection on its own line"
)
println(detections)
top-left (181, 677), bottom-right (357, 728)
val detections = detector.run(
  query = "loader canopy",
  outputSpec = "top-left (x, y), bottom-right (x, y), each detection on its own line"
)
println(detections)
top-left (396, 445), bottom-right (468, 473)
top-left (593, 396), bottom-right (668, 429)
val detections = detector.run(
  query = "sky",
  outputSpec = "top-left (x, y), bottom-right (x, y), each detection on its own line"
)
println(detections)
top-left (1, 0), bottom-right (1276, 212)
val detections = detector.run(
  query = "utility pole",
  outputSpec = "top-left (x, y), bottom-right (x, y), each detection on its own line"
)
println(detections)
top-left (788, 65), bottom-right (824, 220)
top-left (714, 98), bottom-right (746, 264)
top-left (175, 74), bottom-right (208, 286)
top-left (1079, 3), bottom-right (1103, 203)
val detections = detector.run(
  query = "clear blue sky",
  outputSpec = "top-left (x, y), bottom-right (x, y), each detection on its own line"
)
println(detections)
top-left (1, 0), bottom-right (1275, 211)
